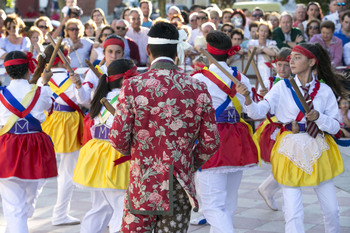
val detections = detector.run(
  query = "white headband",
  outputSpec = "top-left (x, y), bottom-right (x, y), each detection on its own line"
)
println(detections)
top-left (148, 29), bottom-right (192, 65)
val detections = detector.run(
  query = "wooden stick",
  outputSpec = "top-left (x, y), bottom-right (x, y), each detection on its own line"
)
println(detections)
top-left (47, 33), bottom-right (74, 74)
top-left (84, 59), bottom-right (102, 78)
top-left (242, 47), bottom-right (256, 75)
top-left (288, 77), bottom-right (310, 113)
top-left (46, 37), bottom-right (63, 72)
top-left (100, 97), bottom-right (115, 115)
top-left (200, 48), bottom-right (240, 85)
top-left (247, 49), bottom-right (266, 90)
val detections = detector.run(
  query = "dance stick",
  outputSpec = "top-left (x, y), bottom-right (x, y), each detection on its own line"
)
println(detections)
top-left (247, 49), bottom-right (266, 90)
top-left (46, 37), bottom-right (63, 72)
top-left (200, 48), bottom-right (240, 85)
top-left (100, 97), bottom-right (115, 115)
top-left (242, 47), bottom-right (257, 75)
top-left (85, 59), bottom-right (102, 79)
top-left (288, 76), bottom-right (310, 113)
top-left (47, 33), bottom-right (74, 74)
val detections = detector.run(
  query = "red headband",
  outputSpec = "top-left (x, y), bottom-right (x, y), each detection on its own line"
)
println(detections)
top-left (271, 56), bottom-right (291, 64)
top-left (292, 45), bottom-right (318, 65)
top-left (103, 38), bottom-right (125, 50)
top-left (207, 44), bottom-right (241, 57)
top-left (52, 49), bottom-right (68, 66)
top-left (4, 52), bottom-right (38, 74)
top-left (106, 65), bottom-right (139, 83)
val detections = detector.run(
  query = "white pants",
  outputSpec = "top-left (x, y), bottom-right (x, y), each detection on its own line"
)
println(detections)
top-left (52, 150), bottom-right (79, 221)
top-left (282, 180), bottom-right (340, 233)
top-left (80, 189), bottom-right (126, 233)
top-left (0, 179), bottom-right (40, 233)
top-left (196, 170), bottom-right (243, 233)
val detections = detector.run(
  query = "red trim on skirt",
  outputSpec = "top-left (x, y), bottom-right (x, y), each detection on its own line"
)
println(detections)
top-left (201, 122), bottom-right (259, 169)
top-left (82, 113), bottom-right (94, 145)
top-left (0, 132), bottom-right (57, 179)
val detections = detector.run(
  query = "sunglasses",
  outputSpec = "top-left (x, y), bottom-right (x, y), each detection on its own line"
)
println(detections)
top-left (68, 27), bottom-right (79, 31)
top-left (337, 2), bottom-right (346, 6)
top-left (116, 26), bottom-right (126, 30)
top-left (223, 29), bottom-right (233, 33)
top-left (190, 19), bottom-right (196, 22)
top-left (252, 14), bottom-right (263, 18)
top-left (38, 25), bottom-right (48, 29)
top-left (197, 16), bottom-right (208, 20)
top-left (308, 26), bottom-right (319, 30)
top-left (102, 33), bottom-right (112, 37)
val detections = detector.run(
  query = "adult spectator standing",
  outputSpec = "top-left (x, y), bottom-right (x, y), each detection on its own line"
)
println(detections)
top-left (329, 0), bottom-right (338, 14)
top-left (310, 20), bottom-right (343, 67)
top-left (91, 8), bottom-right (107, 38)
top-left (51, 6), bottom-right (83, 39)
top-left (109, 21), bottom-right (220, 232)
top-left (273, 12), bottom-right (304, 49)
top-left (63, 18), bottom-right (93, 68)
top-left (305, 19), bottom-right (321, 42)
top-left (302, 2), bottom-right (323, 39)
top-left (323, 0), bottom-right (349, 31)
top-left (267, 12), bottom-right (280, 31)
top-left (188, 10), bottom-right (210, 46)
top-left (222, 8), bottom-right (233, 24)
top-left (251, 7), bottom-right (264, 22)
top-left (293, 4), bottom-right (306, 31)
top-left (334, 10), bottom-right (350, 46)
top-left (0, 14), bottom-right (31, 66)
top-left (208, 8), bottom-right (221, 30)
top-left (34, 16), bottom-right (54, 45)
top-left (115, 19), bottom-right (140, 65)
top-left (189, 12), bottom-right (198, 30)
top-left (140, 0), bottom-right (153, 28)
top-left (194, 22), bottom-right (216, 52)
top-left (167, 6), bottom-right (181, 21)
top-left (126, 8), bottom-right (150, 66)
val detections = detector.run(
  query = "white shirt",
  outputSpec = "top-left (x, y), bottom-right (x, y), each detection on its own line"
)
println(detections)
top-left (188, 28), bottom-right (202, 46)
top-left (343, 42), bottom-right (350, 66)
top-left (246, 75), bottom-right (340, 134)
top-left (75, 64), bottom-right (107, 105)
top-left (126, 26), bottom-right (150, 65)
top-left (192, 62), bottom-right (252, 111)
top-left (37, 67), bottom-right (80, 106)
top-left (324, 11), bottom-right (341, 31)
top-left (0, 79), bottom-right (53, 126)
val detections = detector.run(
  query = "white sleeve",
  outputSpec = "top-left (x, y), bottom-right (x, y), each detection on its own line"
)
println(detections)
top-left (343, 42), bottom-right (350, 66)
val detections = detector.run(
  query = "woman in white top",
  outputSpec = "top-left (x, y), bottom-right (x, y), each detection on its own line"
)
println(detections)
top-left (0, 14), bottom-right (31, 65)
top-left (91, 8), bottom-right (108, 38)
top-left (247, 21), bottom-right (278, 90)
top-left (89, 26), bottom-right (114, 66)
top-left (237, 43), bottom-right (345, 233)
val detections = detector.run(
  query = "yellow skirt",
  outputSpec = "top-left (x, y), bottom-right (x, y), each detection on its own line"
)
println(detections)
top-left (73, 138), bottom-right (130, 190)
top-left (42, 111), bottom-right (82, 153)
top-left (271, 131), bottom-right (344, 187)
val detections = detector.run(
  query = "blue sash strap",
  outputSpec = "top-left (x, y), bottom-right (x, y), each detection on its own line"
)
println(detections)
top-left (284, 79), bottom-right (305, 115)
top-left (215, 82), bottom-right (234, 118)
top-left (1, 87), bottom-right (42, 132)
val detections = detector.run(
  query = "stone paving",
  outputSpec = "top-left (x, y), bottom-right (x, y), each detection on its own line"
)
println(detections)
top-left (0, 146), bottom-right (349, 233)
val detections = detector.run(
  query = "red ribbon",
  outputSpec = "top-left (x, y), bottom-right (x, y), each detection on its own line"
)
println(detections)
top-left (271, 56), bottom-right (291, 63)
top-left (103, 38), bottom-right (125, 49)
top-left (292, 45), bottom-right (318, 65)
top-left (52, 49), bottom-right (68, 66)
top-left (207, 44), bottom-right (241, 56)
top-left (3, 52), bottom-right (38, 74)
top-left (107, 65), bottom-right (139, 83)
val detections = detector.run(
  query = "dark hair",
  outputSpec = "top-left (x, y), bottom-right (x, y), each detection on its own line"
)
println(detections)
top-left (305, 2), bottom-right (323, 21)
top-left (249, 21), bottom-right (259, 31)
top-left (299, 43), bottom-right (345, 98)
top-left (31, 43), bottom-right (69, 84)
top-left (98, 26), bottom-right (115, 43)
top-left (341, 10), bottom-right (350, 21)
top-left (276, 47), bottom-right (291, 61)
top-left (91, 8), bottom-right (107, 26)
top-left (306, 18), bottom-right (321, 38)
top-left (121, 7), bottom-right (132, 20)
top-left (4, 51), bottom-right (29, 79)
top-left (320, 20), bottom-right (335, 33)
top-left (3, 13), bottom-right (25, 37)
top-left (181, 10), bottom-right (189, 25)
top-left (147, 22), bottom-right (179, 59)
top-left (90, 59), bottom-right (135, 119)
top-left (206, 30), bottom-right (232, 61)
top-left (232, 28), bottom-right (244, 39)
top-left (103, 34), bottom-right (125, 53)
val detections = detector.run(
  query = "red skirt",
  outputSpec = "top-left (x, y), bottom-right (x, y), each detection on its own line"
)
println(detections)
top-left (201, 122), bottom-right (259, 169)
top-left (82, 113), bottom-right (94, 145)
top-left (259, 123), bottom-right (280, 163)
top-left (0, 132), bottom-right (57, 179)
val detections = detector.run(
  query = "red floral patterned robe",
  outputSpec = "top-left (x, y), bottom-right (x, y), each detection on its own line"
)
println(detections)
top-left (109, 58), bottom-right (220, 216)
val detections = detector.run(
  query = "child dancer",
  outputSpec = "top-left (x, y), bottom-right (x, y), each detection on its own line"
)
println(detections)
top-left (0, 51), bottom-right (57, 232)
top-left (33, 44), bottom-right (83, 226)
top-left (73, 59), bottom-right (135, 233)
top-left (237, 43), bottom-right (345, 233)
top-left (255, 47), bottom-right (292, 211)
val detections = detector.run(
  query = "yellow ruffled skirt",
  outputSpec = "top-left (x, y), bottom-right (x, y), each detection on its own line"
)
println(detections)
top-left (42, 111), bottom-right (82, 153)
top-left (271, 131), bottom-right (344, 187)
top-left (73, 138), bottom-right (130, 190)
